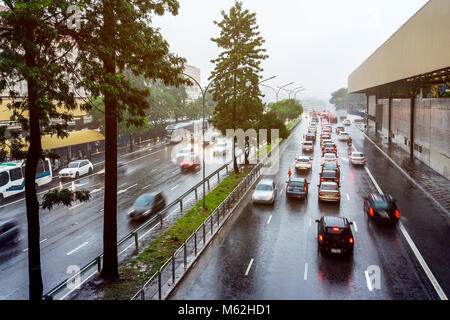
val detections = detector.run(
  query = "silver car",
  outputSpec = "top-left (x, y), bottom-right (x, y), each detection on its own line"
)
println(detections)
top-left (317, 181), bottom-right (341, 202)
top-left (252, 178), bottom-right (276, 205)
top-left (350, 152), bottom-right (366, 165)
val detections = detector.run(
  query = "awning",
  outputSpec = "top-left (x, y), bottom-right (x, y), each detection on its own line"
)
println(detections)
top-left (42, 130), bottom-right (105, 150)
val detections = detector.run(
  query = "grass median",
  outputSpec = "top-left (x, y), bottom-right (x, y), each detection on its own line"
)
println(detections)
top-left (100, 167), bottom-right (251, 300)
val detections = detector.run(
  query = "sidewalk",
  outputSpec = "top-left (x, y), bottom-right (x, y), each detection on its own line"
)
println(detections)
top-left (358, 124), bottom-right (450, 217)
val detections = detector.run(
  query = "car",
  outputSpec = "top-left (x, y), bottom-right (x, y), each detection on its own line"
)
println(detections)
top-left (127, 192), bottom-right (166, 220)
top-left (363, 193), bottom-right (400, 223)
top-left (305, 133), bottom-right (316, 142)
top-left (343, 119), bottom-right (351, 126)
top-left (319, 169), bottom-right (340, 185)
top-left (308, 126), bottom-right (317, 134)
top-left (0, 219), bottom-right (19, 248)
top-left (203, 135), bottom-right (216, 145)
top-left (315, 216), bottom-right (354, 257)
top-left (322, 141), bottom-right (337, 151)
top-left (295, 156), bottom-right (312, 171)
top-left (335, 126), bottom-right (345, 134)
top-left (319, 133), bottom-right (331, 142)
top-left (180, 153), bottom-right (200, 171)
top-left (311, 121), bottom-right (317, 126)
top-left (286, 177), bottom-right (309, 199)
top-left (252, 178), bottom-right (276, 205)
top-left (213, 141), bottom-right (227, 156)
top-left (59, 160), bottom-right (93, 179)
top-left (321, 161), bottom-right (340, 178)
top-left (317, 181), bottom-right (340, 202)
top-left (175, 147), bottom-right (193, 162)
top-left (301, 141), bottom-right (314, 152)
top-left (338, 132), bottom-right (350, 141)
top-left (322, 153), bottom-right (338, 163)
top-left (350, 151), bottom-right (366, 165)
top-left (322, 146), bottom-right (337, 156)
top-left (320, 138), bottom-right (334, 148)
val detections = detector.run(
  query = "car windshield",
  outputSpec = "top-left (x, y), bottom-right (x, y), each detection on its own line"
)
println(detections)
top-left (68, 162), bottom-right (80, 168)
top-left (183, 156), bottom-right (195, 162)
top-left (134, 195), bottom-right (153, 206)
top-left (179, 149), bottom-right (190, 154)
top-left (324, 163), bottom-right (337, 169)
top-left (256, 184), bottom-right (273, 191)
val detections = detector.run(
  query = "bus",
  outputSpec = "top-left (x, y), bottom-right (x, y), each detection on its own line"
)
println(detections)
top-left (165, 120), bottom-right (206, 144)
top-left (0, 158), bottom-right (53, 203)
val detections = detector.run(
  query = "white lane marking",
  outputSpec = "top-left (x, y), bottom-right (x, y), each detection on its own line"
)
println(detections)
top-left (170, 184), bottom-right (179, 191)
top-left (90, 188), bottom-right (103, 194)
top-left (75, 182), bottom-right (88, 188)
top-left (117, 183), bottom-right (138, 195)
top-left (309, 218), bottom-right (312, 227)
top-left (245, 258), bottom-right (254, 276)
top-left (151, 168), bottom-right (157, 173)
top-left (399, 222), bottom-right (447, 300)
top-left (353, 221), bottom-right (358, 232)
top-left (23, 238), bottom-right (47, 252)
top-left (66, 241), bottom-right (88, 255)
top-left (279, 189), bottom-right (283, 196)
top-left (304, 263), bottom-right (308, 280)
top-left (69, 202), bottom-right (83, 210)
top-left (365, 270), bottom-right (374, 291)
top-left (127, 183), bottom-right (138, 189)
top-left (267, 215), bottom-right (272, 225)
top-left (346, 193), bottom-right (350, 201)
top-left (141, 184), bottom-right (152, 190)
top-left (341, 175), bottom-right (345, 181)
top-left (364, 162), bottom-right (448, 300)
top-left (186, 196), bottom-right (194, 202)
top-left (170, 209), bottom-right (178, 215)
top-left (118, 182), bottom-right (127, 188)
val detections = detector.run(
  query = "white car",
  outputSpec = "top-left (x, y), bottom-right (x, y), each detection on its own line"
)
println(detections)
top-left (302, 141), bottom-right (314, 152)
top-left (343, 119), bottom-right (351, 126)
top-left (59, 160), bottom-right (93, 179)
top-left (318, 181), bottom-right (341, 202)
top-left (350, 152), bottom-right (366, 165)
top-left (252, 178), bottom-right (276, 205)
top-left (338, 132), bottom-right (350, 141)
top-left (213, 141), bottom-right (227, 156)
top-left (322, 153), bottom-right (338, 163)
top-left (175, 147), bottom-right (193, 162)
top-left (295, 156), bottom-right (312, 171)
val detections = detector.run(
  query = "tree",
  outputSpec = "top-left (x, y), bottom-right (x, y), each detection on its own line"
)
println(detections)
top-left (209, 1), bottom-right (268, 172)
top-left (268, 99), bottom-right (303, 121)
top-left (0, 1), bottom-right (90, 299)
top-left (75, 0), bottom-right (186, 282)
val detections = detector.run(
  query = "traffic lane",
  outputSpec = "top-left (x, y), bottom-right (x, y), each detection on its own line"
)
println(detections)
top-left (183, 119), bottom-right (438, 299)
top-left (347, 123), bottom-right (450, 297)
top-left (0, 142), bottom-right (233, 298)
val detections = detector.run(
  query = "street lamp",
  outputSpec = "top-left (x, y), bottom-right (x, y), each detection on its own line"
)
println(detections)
top-left (279, 86), bottom-right (302, 99)
top-left (293, 88), bottom-right (305, 101)
top-left (260, 81), bottom-right (294, 102)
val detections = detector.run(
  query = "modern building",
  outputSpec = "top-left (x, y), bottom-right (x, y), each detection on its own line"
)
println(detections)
top-left (184, 64), bottom-right (201, 101)
top-left (348, 0), bottom-right (450, 179)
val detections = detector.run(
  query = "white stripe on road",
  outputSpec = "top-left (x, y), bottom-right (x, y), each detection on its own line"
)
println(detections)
top-left (267, 215), bottom-right (272, 225)
top-left (364, 162), bottom-right (448, 300)
top-left (365, 270), bottom-right (373, 291)
top-left (279, 189), bottom-right (283, 196)
top-left (341, 175), bottom-right (344, 181)
top-left (66, 242), bottom-right (88, 255)
top-left (90, 188), bottom-right (103, 194)
top-left (69, 202), bottom-right (83, 210)
top-left (170, 184), bottom-right (179, 191)
top-left (353, 221), bottom-right (358, 232)
top-left (346, 193), bottom-right (350, 201)
top-left (141, 184), bottom-right (152, 190)
top-left (23, 238), bottom-right (47, 252)
top-left (245, 258), bottom-right (254, 276)
top-left (304, 263), bottom-right (308, 280)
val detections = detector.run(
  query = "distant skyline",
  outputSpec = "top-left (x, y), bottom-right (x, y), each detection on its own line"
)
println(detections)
top-left (153, 0), bottom-right (429, 105)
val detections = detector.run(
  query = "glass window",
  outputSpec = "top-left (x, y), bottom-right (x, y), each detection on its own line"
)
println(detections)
top-left (44, 160), bottom-right (50, 172)
top-left (256, 184), bottom-right (273, 191)
top-left (36, 161), bottom-right (45, 174)
top-left (9, 168), bottom-right (22, 181)
top-left (0, 172), bottom-right (9, 187)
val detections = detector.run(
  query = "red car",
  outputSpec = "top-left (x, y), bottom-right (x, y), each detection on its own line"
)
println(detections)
top-left (180, 154), bottom-right (200, 172)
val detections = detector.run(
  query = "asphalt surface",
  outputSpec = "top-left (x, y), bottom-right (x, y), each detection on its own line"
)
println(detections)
top-left (181, 115), bottom-right (449, 300)
top-left (0, 133), bottom-right (238, 299)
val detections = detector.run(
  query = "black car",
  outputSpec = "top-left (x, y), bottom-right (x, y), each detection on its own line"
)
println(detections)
top-left (364, 193), bottom-right (400, 223)
top-left (0, 220), bottom-right (19, 248)
top-left (321, 161), bottom-right (340, 178)
top-left (286, 177), bottom-right (309, 199)
top-left (127, 192), bottom-right (166, 220)
top-left (319, 169), bottom-right (340, 185)
top-left (315, 216), bottom-right (354, 257)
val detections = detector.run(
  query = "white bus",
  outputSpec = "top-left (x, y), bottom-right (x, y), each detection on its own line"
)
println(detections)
top-left (0, 158), bottom-right (53, 203)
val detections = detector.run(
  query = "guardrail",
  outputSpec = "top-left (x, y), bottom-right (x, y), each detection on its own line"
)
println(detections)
top-left (43, 157), bottom-right (237, 300)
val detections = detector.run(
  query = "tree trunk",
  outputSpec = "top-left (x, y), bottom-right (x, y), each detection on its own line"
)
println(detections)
top-left (129, 134), bottom-right (134, 152)
top-left (232, 75), bottom-right (239, 173)
top-left (100, 4), bottom-right (119, 281)
top-left (24, 41), bottom-right (43, 300)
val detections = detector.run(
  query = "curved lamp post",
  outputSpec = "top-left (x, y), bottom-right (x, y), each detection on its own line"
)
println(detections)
top-left (260, 82), bottom-right (294, 102)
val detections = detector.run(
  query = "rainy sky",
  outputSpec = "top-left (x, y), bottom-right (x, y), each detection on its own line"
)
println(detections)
top-left (153, 0), bottom-right (429, 104)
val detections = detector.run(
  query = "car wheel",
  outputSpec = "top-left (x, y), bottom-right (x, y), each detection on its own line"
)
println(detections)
top-left (75, 172), bottom-right (79, 179)
top-left (0, 193), bottom-right (3, 204)
top-left (88, 167), bottom-right (93, 175)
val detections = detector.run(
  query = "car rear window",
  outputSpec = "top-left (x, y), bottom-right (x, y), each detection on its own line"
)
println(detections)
top-left (256, 184), bottom-right (273, 191)
top-left (374, 201), bottom-right (393, 210)
top-left (297, 158), bottom-right (309, 162)
top-left (289, 181), bottom-right (304, 187)
top-left (353, 153), bottom-right (364, 157)
top-left (321, 184), bottom-right (337, 190)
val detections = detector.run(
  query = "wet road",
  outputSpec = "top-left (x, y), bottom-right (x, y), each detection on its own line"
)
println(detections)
top-left (182, 115), bottom-right (449, 300)
top-left (0, 133), bottom-right (238, 299)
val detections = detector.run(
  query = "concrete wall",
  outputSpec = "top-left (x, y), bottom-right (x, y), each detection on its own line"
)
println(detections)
top-left (367, 96), bottom-right (450, 179)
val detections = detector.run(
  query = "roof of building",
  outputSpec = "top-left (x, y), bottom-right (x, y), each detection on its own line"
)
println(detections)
top-left (348, 0), bottom-right (450, 93)
top-left (41, 130), bottom-right (104, 150)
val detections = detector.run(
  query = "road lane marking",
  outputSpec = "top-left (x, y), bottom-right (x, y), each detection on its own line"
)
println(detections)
top-left (245, 258), bottom-right (254, 276)
top-left (267, 215), bottom-right (272, 225)
top-left (170, 184), bottom-right (179, 191)
top-left (279, 189), bottom-right (283, 196)
top-left (346, 193), bottom-right (350, 201)
top-left (118, 182), bottom-right (127, 188)
top-left (66, 242), bottom-right (88, 255)
top-left (70, 203), bottom-right (83, 210)
top-left (364, 162), bottom-right (448, 300)
top-left (304, 263), bottom-right (308, 280)
top-left (364, 270), bottom-right (373, 291)
top-left (353, 221), bottom-right (358, 232)
top-left (23, 238), bottom-right (47, 252)
top-left (341, 175), bottom-right (344, 181)
top-left (141, 184), bottom-right (151, 190)
top-left (90, 188), bottom-right (103, 194)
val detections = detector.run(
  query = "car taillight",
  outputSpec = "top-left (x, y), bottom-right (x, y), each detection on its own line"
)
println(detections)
top-left (286, 185), bottom-right (290, 191)
top-left (362, 158), bottom-right (366, 161)
top-left (304, 185), bottom-right (307, 191)
top-left (319, 192), bottom-right (323, 196)
top-left (307, 162), bottom-right (311, 164)
top-left (332, 227), bottom-right (339, 231)
top-left (369, 207), bottom-right (374, 216)
top-left (320, 178), bottom-right (324, 182)
top-left (319, 235), bottom-right (323, 242)
top-left (350, 157), bottom-right (353, 161)
top-left (337, 192), bottom-right (340, 197)
top-left (336, 179), bottom-right (339, 183)
top-left (295, 161), bottom-right (299, 164)
top-left (349, 237), bottom-right (354, 244)
top-left (395, 209), bottom-right (400, 219)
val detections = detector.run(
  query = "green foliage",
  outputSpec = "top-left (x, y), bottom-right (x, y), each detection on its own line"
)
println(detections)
top-left (41, 189), bottom-right (91, 211)
top-left (267, 99), bottom-right (303, 121)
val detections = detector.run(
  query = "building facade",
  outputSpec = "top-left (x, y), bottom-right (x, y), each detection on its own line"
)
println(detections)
top-left (184, 64), bottom-right (201, 101)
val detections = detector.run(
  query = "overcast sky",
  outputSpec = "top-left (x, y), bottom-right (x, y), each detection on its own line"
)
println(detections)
top-left (153, 0), bottom-right (429, 104)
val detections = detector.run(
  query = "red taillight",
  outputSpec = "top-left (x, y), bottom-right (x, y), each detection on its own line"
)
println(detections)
top-left (350, 157), bottom-right (353, 161)
top-left (337, 192), bottom-right (340, 197)
top-left (395, 209), bottom-right (400, 219)
top-left (362, 158), bottom-right (366, 161)
top-left (307, 162), bottom-right (311, 164)
top-left (304, 185), bottom-right (307, 191)
top-left (319, 235), bottom-right (323, 242)
top-left (349, 237), bottom-right (354, 244)
top-left (286, 185), bottom-right (290, 191)
top-left (336, 179), bottom-right (339, 183)
top-left (369, 207), bottom-right (374, 216)
top-left (332, 227), bottom-right (340, 231)
top-left (295, 161), bottom-right (299, 164)
top-left (320, 178), bottom-right (324, 182)
top-left (319, 192), bottom-right (323, 196)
